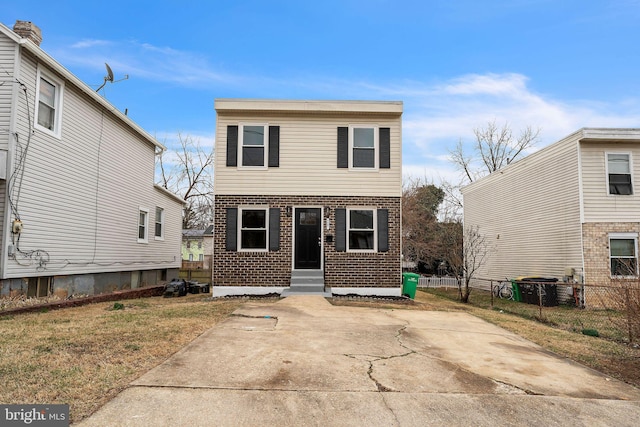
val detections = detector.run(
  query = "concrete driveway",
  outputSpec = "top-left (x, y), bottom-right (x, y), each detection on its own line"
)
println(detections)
top-left (76, 296), bottom-right (640, 426)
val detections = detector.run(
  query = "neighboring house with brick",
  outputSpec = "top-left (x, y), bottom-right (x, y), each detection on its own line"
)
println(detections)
top-left (0, 21), bottom-right (184, 297)
top-left (213, 99), bottom-right (403, 296)
top-left (181, 225), bottom-right (213, 269)
top-left (461, 128), bottom-right (640, 304)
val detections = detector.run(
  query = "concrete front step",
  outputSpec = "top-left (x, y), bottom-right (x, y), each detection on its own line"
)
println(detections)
top-left (281, 288), bottom-right (332, 297)
top-left (285, 270), bottom-right (328, 296)
top-left (290, 270), bottom-right (325, 287)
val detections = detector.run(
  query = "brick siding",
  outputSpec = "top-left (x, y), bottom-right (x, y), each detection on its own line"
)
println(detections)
top-left (582, 222), bottom-right (640, 286)
top-left (213, 195), bottom-right (401, 290)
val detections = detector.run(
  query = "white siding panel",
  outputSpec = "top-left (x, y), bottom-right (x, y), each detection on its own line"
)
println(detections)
top-left (0, 33), bottom-right (17, 150)
top-left (581, 142), bottom-right (640, 222)
top-left (462, 136), bottom-right (583, 280)
top-left (215, 113), bottom-right (402, 196)
top-left (4, 52), bottom-right (181, 278)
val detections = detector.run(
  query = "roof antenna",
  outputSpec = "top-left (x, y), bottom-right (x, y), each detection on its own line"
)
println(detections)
top-left (96, 63), bottom-right (128, 93)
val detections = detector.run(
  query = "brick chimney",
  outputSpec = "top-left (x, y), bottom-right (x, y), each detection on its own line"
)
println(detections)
top-left (13, 20), bottom-right (42, 46)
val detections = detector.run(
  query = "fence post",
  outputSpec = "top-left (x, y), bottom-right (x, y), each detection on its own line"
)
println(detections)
top-left (538, 283), bottom-right (543, 319)
top-left (625, 287), bottom-right (633, 344)
top-left (490, 280), bottom-right (494, 307)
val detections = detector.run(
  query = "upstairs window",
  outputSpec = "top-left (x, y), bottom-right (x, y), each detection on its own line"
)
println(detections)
top-left (337, 126), bottom-right (390, 170)
top-left (241, 125), bottom-right (267, 167)
top-left (610, 234), bottom-right (638, 277)
top-left (226, 125), bottom-right (280, 168)
top-left (607, 153), bottom-right (633, 195)
top-left (34, 68), bottom-right (64, 138)
top-left (352, 127), bottom-right (376, 168)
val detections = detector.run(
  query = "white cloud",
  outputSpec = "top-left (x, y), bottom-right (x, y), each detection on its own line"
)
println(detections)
top-left (71, 39), bottom-right (112, 49)
top-left (52, 40), bottom-right (237, 87)
top-left (395, 73), bottom-right (640, 184)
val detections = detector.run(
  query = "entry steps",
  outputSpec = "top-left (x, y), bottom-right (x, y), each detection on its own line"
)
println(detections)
top-left (282, 270), bottom-right (331, 297)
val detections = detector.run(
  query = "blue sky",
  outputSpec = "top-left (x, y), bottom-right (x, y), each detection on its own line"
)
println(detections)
top-left (3, 0), bottom-right (640, 183)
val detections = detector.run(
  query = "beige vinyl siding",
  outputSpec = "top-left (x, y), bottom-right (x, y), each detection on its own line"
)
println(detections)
top-left (581, 141), bottom-right (640, 222)
top-left (215, 112), bottom-right (402, 197)
top-left (4, 52), bottom-right (181, 278)
top-left (462, 135), bottom-right (583, 280)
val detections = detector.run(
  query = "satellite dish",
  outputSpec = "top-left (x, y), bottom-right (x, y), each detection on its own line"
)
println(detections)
top-left (96, 63), bottom-right (119, 93)
top-left (105, 63), bottom-right (114, 83)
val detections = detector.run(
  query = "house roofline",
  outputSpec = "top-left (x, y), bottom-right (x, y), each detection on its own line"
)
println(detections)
top-left (214, 98), bottom-right (403, 115)
top-left (461, 127), bottom-right (640, 194)
top-left (0, 22), bottom-right (165, 151)
top-left (154, 184), bottom-right (186, 205)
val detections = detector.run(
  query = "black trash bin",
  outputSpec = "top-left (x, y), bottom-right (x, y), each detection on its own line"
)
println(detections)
top-left (514, 276), bottom-right (558, 307)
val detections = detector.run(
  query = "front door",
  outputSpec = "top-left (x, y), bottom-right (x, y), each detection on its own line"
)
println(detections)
top-left (294, 208), bottom-right (322, 270)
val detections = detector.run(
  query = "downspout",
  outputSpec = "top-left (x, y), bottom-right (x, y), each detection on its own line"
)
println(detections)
top-left (576, 138), bottom-right (587, 290)
top-left (1, 42), bottom-right (23, 281)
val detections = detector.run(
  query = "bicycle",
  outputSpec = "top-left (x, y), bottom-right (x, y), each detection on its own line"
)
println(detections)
top-left (492, 281), bottom-right (514, 300)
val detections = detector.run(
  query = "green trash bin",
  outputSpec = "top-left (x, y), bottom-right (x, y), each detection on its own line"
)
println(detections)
top-left (510, 278), bottom-right (522, 302)
top-left (402, 272), bottom-right (419, 299)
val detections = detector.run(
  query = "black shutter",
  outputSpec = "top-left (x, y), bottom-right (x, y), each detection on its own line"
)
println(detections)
top-left (226, 208), bottom-right (238, 251)
top-left (337, 127), bottom-right (349, 168)
top-left (226, 125), bottom-right (238, 167)
top-left (379, 128), bottom-right (390, 169)
top-left (269, 208), bottom-right (280, 251)
top-left (377, 209), bottom-right (389, 252)
top-left (268, 126), bottom-right (280, 167)
top-left (335, 208), bottom-right (346, 252)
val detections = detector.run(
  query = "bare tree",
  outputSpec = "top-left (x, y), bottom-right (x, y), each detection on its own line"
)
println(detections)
top-left (442, 120), bottom-right (541, 221)
top-left (449, 120), bottom-right (540, 183)
top-left (442, 224), bottom-right (490, 303)
top-left (156, 133), bottom-right (214, 229)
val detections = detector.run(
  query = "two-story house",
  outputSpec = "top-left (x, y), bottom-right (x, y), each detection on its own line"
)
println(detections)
top-left (213, 99), bottom-right (403, 297)
top-left (0, 21), bottom-right (183, 297)
top-left (181, 225), bottom-right (213, 269)
top-left (462, 128), bottom-right (640, 305)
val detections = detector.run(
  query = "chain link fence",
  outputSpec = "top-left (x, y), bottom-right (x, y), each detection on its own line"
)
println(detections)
top-left (420, 276), bottom-right (640, 344)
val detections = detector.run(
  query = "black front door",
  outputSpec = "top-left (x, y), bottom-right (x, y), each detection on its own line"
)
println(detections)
top-left (294, 208), bottom-right (322, 269)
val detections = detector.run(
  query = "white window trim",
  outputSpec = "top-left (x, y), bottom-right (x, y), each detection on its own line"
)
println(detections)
top-left (348, 125), bottom-right (379, 171)
top-left (347, 207), bottom-right (377, 253)
top-left (238, 123), bottom-right (268, 170)
top-left (609, 232), bottom-right (638, 278)
top-left (34, 66), bottom-right (64, 139)
top-left (138, 207), bottom-right (149, 244)
top-left (154, 207), bottom-right (164, 240)
top-left (605, 151), bottom-right (633, 196)
top-left (238, 206), bottom-right (269, 252)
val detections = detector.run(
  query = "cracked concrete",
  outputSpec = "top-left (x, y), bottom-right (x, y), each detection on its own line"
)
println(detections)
top-left (77, 296), bottom-right (640, 426)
